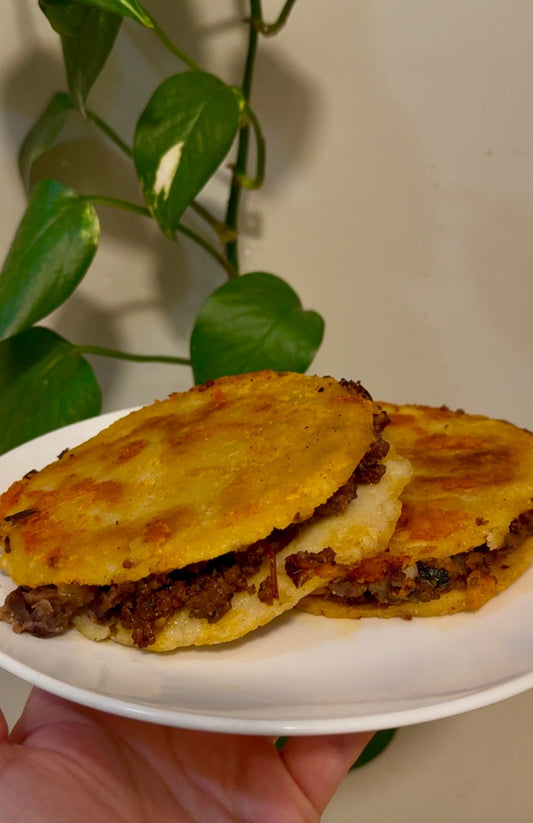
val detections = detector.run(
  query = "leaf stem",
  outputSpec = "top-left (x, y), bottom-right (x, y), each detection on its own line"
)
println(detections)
top-left (144, 11), bottom-right (203, 71)
top-left (190, 201), bottom-right (237, 243)
top-left (82, 114), bottom-right (235, 252)
top-left (77, 345), bottom-right (191, 367)
top-left (85, 194), bottom-right (151, 217)
top-left (224, 0), bottom-right (261, 273)
top-left (177, 223), bottom-right (238, 280)
top-left (85, 108), bottom-right (133, 158)
top-left (85, 195), bottom-right (238, 279)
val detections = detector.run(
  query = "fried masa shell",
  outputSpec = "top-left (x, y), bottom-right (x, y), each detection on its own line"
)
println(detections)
top-left (0, 371), bottom-right (380, 589)
top-left (74, 445), bottom-right (412, 650)
top-left (381, 403), bottom-right (533, 559)
top-left (299, 403), bottom-right (533, 619)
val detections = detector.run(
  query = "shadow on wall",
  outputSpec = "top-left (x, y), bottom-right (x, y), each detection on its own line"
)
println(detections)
top-left (2, 1), bottom-right (457, 407)
top-left (0, 0), bottom-right (324, 397)
top-left (466, 190), bottom-right (533, 421)
top-left (252, 1), bottom-right (444, 403)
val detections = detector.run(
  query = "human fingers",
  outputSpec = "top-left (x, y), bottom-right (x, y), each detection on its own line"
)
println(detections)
top-left (280, 731), bottom-right (374, 815)
top-left (0, 707), bottom-right (8, 743)
top-left (9, 688), bottom-right (61, 743)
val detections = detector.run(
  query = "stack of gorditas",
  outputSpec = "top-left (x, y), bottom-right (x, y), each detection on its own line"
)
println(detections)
top-left (0, 372), bottom-right (531, 652)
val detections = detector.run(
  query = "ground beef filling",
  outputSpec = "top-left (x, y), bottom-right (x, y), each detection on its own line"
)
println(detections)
top-left (0, 525), bottom-right (341, 649)
top-left (0, 534), bottom-right (292, 649)
top-left (324, 509), bottom-right (533, 609)
top-left (0, 392), bottom-right (390, 647)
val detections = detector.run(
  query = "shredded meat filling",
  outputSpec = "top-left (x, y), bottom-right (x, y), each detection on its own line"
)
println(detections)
top-left (0, 585), bottom-right (95, 638)
top-left (325, 510), bottom-right (533, 608)
top-left (285, 547), bottom-right (340, 588)
top-left (0, 385), bottom-right (389, 647)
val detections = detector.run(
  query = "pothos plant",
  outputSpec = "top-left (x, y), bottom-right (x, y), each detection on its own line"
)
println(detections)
top-left (0, 0), bottom-right (325, 455)
top-left (0, 0), bottom-right (395, 767)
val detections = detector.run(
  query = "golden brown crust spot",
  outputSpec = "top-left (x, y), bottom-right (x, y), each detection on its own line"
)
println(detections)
top-left (379, 403), bottom-right (533, 558)
top-left (0, 371), bottom-right (378, 588)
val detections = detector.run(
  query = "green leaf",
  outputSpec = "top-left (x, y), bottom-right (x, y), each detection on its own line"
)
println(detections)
top-left (350, 729), bottom-right (397, 770)
top-left (134, 72), bottom-right (243, 237)
top-left (190, 271), bottom-right (325, 384)
top-left (18, 92), bottom-right (73, 193)
top-left (0, 179), bottom-right (100, 341)
top-left (0, 327), bottom-right (102, 455)
top-left (39, 1), bottom-right (122, 113)
top-left (77, 0), bottom-right (151, 27)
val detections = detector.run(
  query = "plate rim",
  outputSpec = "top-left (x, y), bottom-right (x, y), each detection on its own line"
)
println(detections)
top-left (0, 642), bottom-right (532, 734)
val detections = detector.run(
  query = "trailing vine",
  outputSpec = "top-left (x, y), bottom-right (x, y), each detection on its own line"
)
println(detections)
top-left (0, 0), bottom-right (324, 453)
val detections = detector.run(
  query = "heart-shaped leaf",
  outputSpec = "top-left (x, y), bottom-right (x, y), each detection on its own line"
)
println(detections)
top-left (18, 92), bottom-right (73, 193)
top-left (134, 72), bottom-right (243, 237)
top-left (190, 271), bottom-right (325, 384)
top-left (0, 179), bottom-right (100, 341)
top-left (0, 327), bottom-right (102, 454)
top-left (40, 0), bottom-right (122, 113)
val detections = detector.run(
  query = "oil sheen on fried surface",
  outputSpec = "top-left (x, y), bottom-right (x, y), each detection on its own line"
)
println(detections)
top-left (0, 371), bottom-right (378, 588)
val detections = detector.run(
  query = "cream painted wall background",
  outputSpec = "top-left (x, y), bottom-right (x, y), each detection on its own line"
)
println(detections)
top-left (1, 2), bottom-right (532, 821)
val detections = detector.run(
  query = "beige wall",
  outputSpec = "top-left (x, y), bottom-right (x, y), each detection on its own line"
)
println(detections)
top-left (1, 3), bottom-right (532, 819)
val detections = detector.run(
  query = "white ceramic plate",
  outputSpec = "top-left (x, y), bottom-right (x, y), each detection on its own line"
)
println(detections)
top-left (0, 412), bottom-right (532, 735)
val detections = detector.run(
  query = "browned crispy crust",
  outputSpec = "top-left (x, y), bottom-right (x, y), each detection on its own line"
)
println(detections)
top-left (299, 404), bottom-right (533, 619)
top-left (0, 372), bottom-right (379, 589)
top-left (382, 403), bottom-right (533, 559)
top-left (0, 372), bottom-right (414, 650)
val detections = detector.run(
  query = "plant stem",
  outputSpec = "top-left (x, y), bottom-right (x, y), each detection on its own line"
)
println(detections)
top-left (224, 0), bottom-right (262, 273)
top-left (222, 0), bottom-right (261, 274)
top-left (256, 0), bottom-right (298, 36)
top-left (145, 11), bottom-right (203, 71)
top-left (242, 2), bottom-right (261, 102)
top-left (234, 103), bottom-right (265, 190)
top-left (77, 345), bottom-right (191, 367)
top-left (85, 108), bottom-right (133, 158)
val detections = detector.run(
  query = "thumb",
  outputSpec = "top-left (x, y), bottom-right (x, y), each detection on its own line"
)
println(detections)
top-left (280, 731), bottom-right (374, 815)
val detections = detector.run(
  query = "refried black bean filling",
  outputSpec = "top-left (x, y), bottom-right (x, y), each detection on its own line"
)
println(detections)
top-left (0, 387), bottom-right (390, 648)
